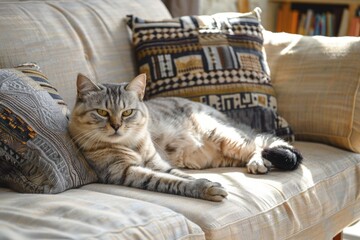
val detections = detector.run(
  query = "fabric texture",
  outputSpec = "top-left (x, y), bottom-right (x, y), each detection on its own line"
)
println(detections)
top-left (0, 67), bottom-right (97, 193)
top-left (0, 0), bottom-right (171, 110)
top-left (127, 9), bottom-right (294, 140)
top-left (0, 188), bottom-right (205, 240)
top-left (83, 141), bottom-right (360, 240)
top-left (264, 31), bottom-right (360, 152)
top-left (15, 63), bottom-right (70, 117)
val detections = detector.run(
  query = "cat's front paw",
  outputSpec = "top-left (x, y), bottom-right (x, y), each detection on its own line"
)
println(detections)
top-left (193, 178), bottom-right (228, 202)
top-left (247, 156), bottom-right (270, 174)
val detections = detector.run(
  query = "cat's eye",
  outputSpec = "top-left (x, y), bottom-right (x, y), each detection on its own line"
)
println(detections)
top-left (96, 109), bottom-right (109, 117)
top-left (122, 109), bottom-right (133, 117)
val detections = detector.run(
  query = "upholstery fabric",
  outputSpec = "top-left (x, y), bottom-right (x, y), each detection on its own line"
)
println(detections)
top-left (0, 68), bottom-right (97, 193)
top-left (0, 0), bottom-right (359, 239)
top-left (264, 31), bottom-right (360, 153)
top-left (127, 9), bottom-right (294, 140)
top-left (0, 0), bottom-right (171, 109)
top-left (0, 188), bottom-right (205, 240)
top-left (83, 142), bottom-right (360, 240)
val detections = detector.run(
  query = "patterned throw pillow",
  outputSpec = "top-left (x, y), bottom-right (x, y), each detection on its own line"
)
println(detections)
top-left (0, 64), bottom-right (97, 193)
top-left (127, 8), bottom-right (294, 140)
top-left (15, 63), bottom-right (70, 118)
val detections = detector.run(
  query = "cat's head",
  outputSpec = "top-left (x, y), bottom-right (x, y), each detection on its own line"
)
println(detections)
top-left (69, 74), bottom-right (148, 146)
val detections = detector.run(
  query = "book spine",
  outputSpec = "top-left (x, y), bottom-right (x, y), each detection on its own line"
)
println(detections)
top-left (338, 8), bottom-right (350, 36)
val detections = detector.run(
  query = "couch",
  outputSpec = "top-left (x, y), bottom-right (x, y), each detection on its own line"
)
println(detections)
top-left (0, 0), bottom-right (359, 239)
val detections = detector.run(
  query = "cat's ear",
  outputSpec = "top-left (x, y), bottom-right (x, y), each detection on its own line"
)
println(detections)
top-left (126, 74), bottom-right (146, 101)
top-left (77, 73), bottom-right (101, 96)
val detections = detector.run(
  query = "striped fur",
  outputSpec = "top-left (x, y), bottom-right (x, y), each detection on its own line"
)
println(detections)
top-left (69, 74), bottom-right (301, 202)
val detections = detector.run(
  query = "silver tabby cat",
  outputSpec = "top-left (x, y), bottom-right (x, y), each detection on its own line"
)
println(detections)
top-left (69, 73), bottom-right (302, 202)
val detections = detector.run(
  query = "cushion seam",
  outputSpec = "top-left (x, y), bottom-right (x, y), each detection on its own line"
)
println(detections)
top-left (347, 73), bottom-right (360, 152)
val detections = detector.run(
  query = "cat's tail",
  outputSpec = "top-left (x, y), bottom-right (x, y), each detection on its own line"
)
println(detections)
top-left (262, 146), bottom-right (303, 171)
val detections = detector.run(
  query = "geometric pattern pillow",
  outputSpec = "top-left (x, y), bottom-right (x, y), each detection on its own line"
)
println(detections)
top-left (0, 66), bottom-right (97, 193)
top-left (127, 8), bottom-right (294, 141)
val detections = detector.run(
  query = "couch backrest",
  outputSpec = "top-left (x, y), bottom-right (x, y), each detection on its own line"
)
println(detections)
top-left (0, 0), bottom-right (171, 108)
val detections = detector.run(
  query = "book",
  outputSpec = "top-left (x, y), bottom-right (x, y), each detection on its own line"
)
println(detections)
top-left (314, 14), bottom-right (321, 35)
top-left (309, 11), bottom-right (316, 35)
top-left (304, 9), bottom-right (314, 35)
top-left (297, 13), bottom-right (307, 35)
top-left (326, 12), bottom-right (334, 36)
top-left (290, 10), bottom-right (300, 34)
top-left (283, 4), bottom-right (291, 32)
top-left (321, 13), bottom-right (327, 36)
top-left (313, 13), bottom-right (326, 36)
top-left (276, 7), bottom-right (284, 32)
top-left (348, 17), bottom-right (360, 36)
top-left (333, 7), bottom-right (344, 36)
top-left (338, 8), bottom-right (349, 36)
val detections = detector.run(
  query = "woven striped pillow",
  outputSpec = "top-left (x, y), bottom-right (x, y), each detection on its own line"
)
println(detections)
top-left (127, 8), bottom-right (294, 141)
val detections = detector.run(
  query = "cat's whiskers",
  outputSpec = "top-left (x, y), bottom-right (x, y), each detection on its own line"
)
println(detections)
top-left (67, 130), bottom-right (96, 154)
top-left (71, 130), bottom-right (104, 151)
top-left (70, 130), bottom-right (95, 145)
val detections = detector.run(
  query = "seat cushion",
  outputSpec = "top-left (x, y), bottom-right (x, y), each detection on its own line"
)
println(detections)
top-left (0, 187), bottom-right (205, 240)
top-left (82, 142), bottom-right (360, 239)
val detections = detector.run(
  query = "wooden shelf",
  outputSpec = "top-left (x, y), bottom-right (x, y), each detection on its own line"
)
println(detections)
top-left (271, 0), bottom-right (360, 36)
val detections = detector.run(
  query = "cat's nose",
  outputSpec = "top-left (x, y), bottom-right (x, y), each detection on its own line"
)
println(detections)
top-left (110, 123), bottom-right (120, 131)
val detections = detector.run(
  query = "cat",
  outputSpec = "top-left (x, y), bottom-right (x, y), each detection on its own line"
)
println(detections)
top-left (68, 73), bottom-right (302, 202)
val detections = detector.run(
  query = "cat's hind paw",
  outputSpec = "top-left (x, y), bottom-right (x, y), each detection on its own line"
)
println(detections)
top-left (262, 146), bottom-right (303, 170)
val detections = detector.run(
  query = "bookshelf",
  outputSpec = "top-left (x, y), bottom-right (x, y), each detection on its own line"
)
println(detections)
top-left (270, 0), bottom-right (360, 36)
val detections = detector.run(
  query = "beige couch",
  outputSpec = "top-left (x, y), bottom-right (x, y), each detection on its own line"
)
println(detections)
top-left (0, 0), bottom-right (359, 239)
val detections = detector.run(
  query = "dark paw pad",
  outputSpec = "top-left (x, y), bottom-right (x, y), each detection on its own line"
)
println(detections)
top-left (262, 146), bottom-right (303, 171)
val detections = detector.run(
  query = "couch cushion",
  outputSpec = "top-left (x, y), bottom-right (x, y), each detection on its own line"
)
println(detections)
top-left (0, 0), bottom-right (171, 109)
top-left (0, 66), bottom-right (97, 193)
top-left (0, 188), bottom-right (205, 240)
top-left (127, 9), bottom-right (293, 140)
top-left (263, 31), bottom-right (360, 153)
top-left (82, 142), bottom-right (360, 239)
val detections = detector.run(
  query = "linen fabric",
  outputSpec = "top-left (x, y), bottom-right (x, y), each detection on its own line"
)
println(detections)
top-left (1, 140), bottom-right (359, 239)
top-left (127, 9), bottom-right (294, 140)
top-left (82, 142), bottom-right (360, 240)
top-left (0, 68), bottom-right (97, 193)
top-left (264, 31), bottom-right (360, 152)
top-left (0, 188), bottom-right (205, 240)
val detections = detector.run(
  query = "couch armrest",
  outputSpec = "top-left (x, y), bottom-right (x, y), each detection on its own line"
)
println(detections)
top-left (263, 31), bottom-right (360, 152)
